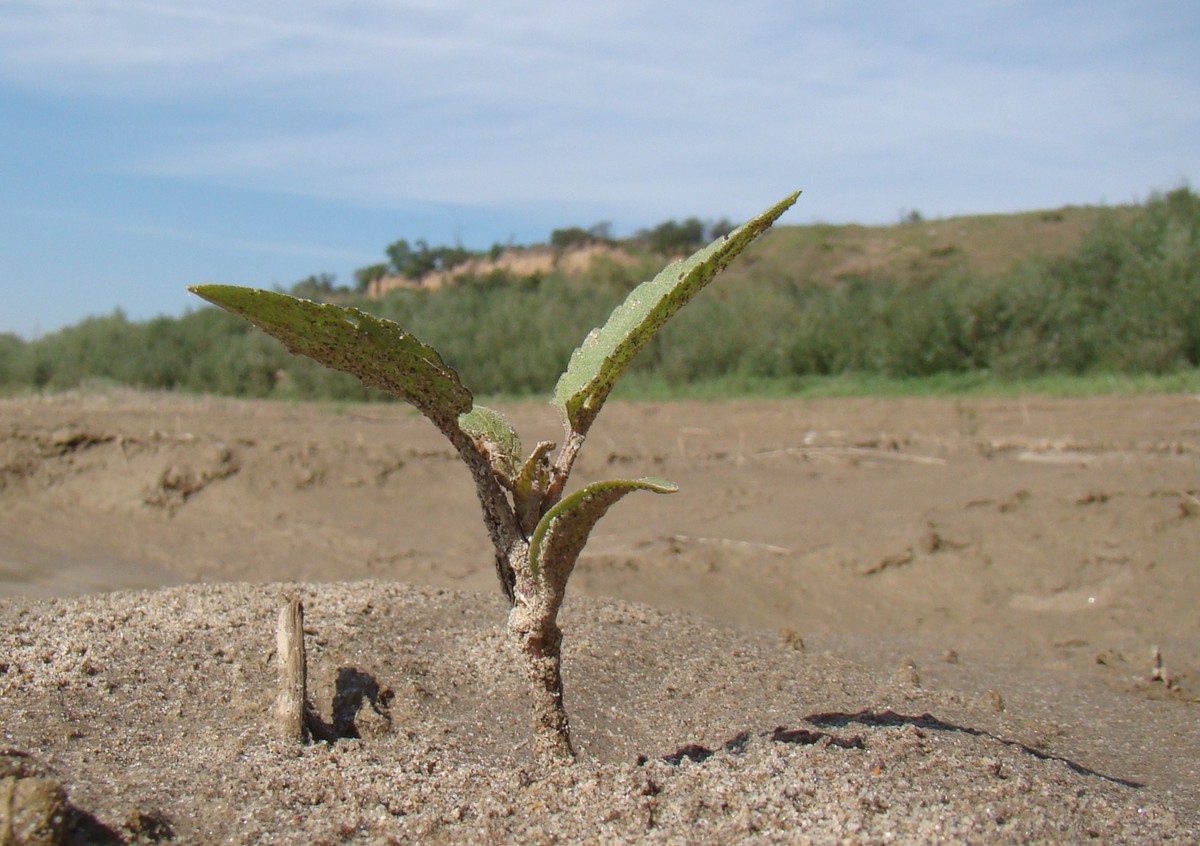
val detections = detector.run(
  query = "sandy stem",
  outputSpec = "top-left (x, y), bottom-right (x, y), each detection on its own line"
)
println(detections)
top-left (509, 610), bottom-right (574, 764)
top-left (440, 422), bottom-right (524, 602)
top-left (507, 543), bottom-right (575, 764)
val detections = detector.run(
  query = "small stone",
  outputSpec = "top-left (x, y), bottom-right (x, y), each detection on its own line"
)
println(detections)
top-left (976, 689), bottom-right (1006, 712)
top-left (48, 427), bottom-right (88, 449)
top-left (920, 524), bottom-right (943, 554)
top-left (126, 808), bottom-right (174, 841)
top-left (777, 628), bottom-right (805, 651)
top-left (892, 656), bottom-right (921, 688)
top-left (0, 775), bottom-right (69, 846)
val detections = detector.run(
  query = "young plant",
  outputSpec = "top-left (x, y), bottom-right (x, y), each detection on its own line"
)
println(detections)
top-left (189, 190), bottom-right (799, 763)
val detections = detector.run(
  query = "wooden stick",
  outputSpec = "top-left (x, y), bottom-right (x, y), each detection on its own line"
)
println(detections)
top-left (272, 596), bottom-right (309, 742)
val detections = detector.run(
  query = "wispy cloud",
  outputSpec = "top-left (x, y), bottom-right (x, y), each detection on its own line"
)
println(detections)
top-left (1, 0), bottom-right (1197, 222)
top-left (4, 200), bottom-right (369, 263)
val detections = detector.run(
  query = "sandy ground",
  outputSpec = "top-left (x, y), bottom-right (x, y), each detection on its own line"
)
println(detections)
top-left (0, 390), bottom-right (1197, 843)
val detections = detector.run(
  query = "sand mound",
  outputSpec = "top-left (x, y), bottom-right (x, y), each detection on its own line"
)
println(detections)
top-left (1, 581), bottom-right (1192, 844)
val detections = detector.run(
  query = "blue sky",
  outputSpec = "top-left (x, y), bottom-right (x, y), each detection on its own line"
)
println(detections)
top-left (1, 1), bottom-right (1197, 338)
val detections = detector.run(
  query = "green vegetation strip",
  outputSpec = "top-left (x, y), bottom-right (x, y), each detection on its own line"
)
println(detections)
top-left (3, 188), bottom-right (1198, 400)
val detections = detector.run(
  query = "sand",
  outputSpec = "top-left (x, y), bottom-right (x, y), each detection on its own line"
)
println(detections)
top-left (0, 390), bottom-right (1197, 843)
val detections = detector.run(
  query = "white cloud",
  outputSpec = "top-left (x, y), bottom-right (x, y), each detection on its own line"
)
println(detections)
top-left (0, 0), bottom-right (1196, 223)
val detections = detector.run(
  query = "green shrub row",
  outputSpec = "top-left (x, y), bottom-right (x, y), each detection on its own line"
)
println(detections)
top-left (2, 188), bottom-right (1197, 399)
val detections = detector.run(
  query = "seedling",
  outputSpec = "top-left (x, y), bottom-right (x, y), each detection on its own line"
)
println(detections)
top-left (189, 191), bottom-right (799, 763)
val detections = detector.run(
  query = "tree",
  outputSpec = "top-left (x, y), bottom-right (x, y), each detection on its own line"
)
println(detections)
top-left (642, 217), bottom-right (708, 255)
top-left (550, 226), bottom-right (592, 251)
top-left (354, 264), bottom-right (389, 292)
top-left (290, 274), bottom-right (338, 300)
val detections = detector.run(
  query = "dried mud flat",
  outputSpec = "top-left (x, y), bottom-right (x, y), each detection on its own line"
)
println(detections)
top-left (1, 390), bottom-right (1198, 843)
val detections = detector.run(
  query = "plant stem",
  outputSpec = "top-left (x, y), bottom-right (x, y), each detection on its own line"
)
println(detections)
top-left (544, 430), bottom-right (586, 512)
top-left (509, 611), bottom-right (574, 764)
top-left (506, 542), bottom-right (575, 764)
top-left (441, 422), bottom-right (524, 602)
top-left (443, 419), bottom-right (575, 761)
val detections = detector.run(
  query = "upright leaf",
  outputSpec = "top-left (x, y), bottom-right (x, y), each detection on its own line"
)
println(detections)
top-left (552, 191), bottom-right (800, 435)
top-left (188, 285), bottom-right (472, 426)
top-left (528, 477), bottom-right (678, 579)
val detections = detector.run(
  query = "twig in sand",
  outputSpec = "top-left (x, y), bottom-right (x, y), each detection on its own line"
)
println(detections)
top-left (669, 535), bottom-right (791, 555)
top-left (756, 447), bottom-right (947, 466)
top-left (1149, 646), bottom-right (1175, 689)
top-left (272, 596), bottom-right (309, 742)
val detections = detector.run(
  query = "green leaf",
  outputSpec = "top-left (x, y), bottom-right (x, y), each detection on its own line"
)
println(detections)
top-left (508, 440), bottom-right (555, 533)
top-left (458, 405), bottom-right (522, 478)
top-left (188, 285), bottom-right (472, 426)
top-left (528, 477), bottom-right (678, 578)
top-left (552, 191), bottom-right (800, 435)
top-left (513, 440), bottom-right (555, 501)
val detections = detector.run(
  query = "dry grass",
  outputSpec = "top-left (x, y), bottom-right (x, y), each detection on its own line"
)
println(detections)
top-left (722, 204), bottom-right (1137, 288)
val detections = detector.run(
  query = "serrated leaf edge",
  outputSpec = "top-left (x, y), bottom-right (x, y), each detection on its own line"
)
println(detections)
top-left (188, 284), bottom-right (473, 423)
top-left (552, 190), bottom-right (800, 434)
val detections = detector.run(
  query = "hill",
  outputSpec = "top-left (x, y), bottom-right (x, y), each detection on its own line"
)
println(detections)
top-left (366, 242), bottom-right (639, 296)
top-left (364, 203), bottom-right (1131, 297)
top-left (724, 204), bottom-right (1131, 287)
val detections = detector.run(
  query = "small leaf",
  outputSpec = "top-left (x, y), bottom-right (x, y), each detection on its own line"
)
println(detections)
top-left (513, 441), bottom-right (556, 498)
top-left (188, 285), bottom-right (472, 426)
top-left (459, 405), bottom-right (522, 478)
top-left (553, 191), bottom-right (800, 435)
top-left (512, 440), bottom-right (556, 532)
top-left (529, 477), bottom-right (678, 578)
